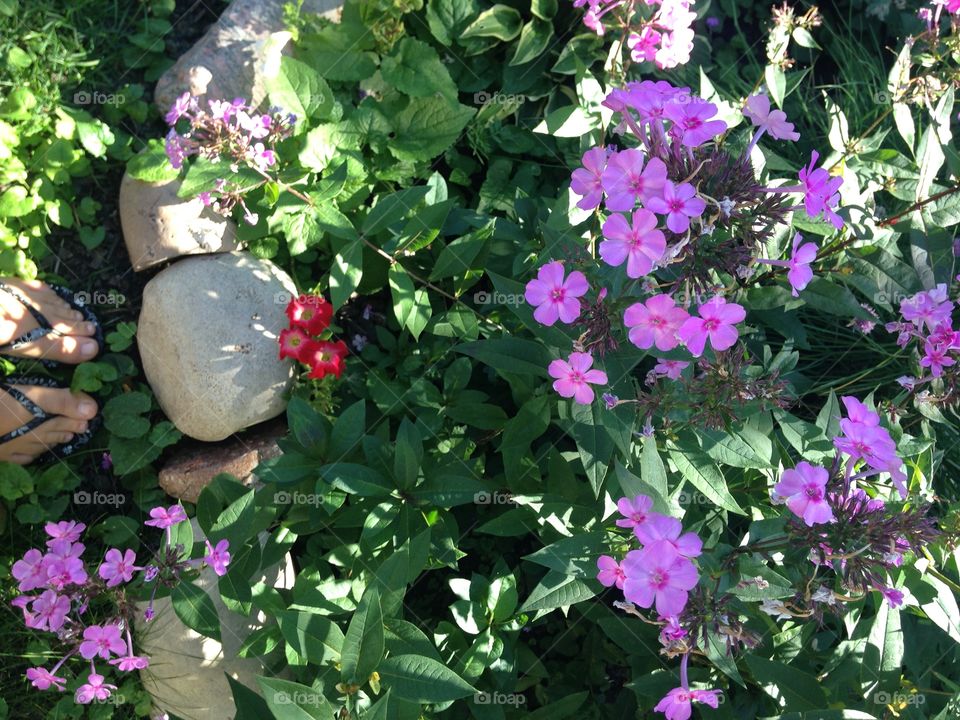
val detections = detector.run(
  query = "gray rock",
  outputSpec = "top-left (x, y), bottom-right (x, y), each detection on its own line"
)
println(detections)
top-left (138, 519), bottom-right (294, 720)
top-left (154, 0), bottom-right (343, 113)
top-left (119, 172), bottom-right (239, 272)
top-left (137, 253), bottom-right (297, 442)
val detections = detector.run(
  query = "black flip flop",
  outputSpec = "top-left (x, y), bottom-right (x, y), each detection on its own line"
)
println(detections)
top-left (0, 375), bottom-right (101, 461)
top-left (0, 281), bottom-right (104, 369)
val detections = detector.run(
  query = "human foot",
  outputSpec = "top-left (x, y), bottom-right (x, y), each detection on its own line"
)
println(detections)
top-left (0, 279), bottom-right (99, 363)
top-left (0, 382), bottom-right (98, 464)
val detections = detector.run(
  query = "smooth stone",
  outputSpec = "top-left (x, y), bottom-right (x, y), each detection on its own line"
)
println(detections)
top-left (119, 172), bottom-right (239, 272)
top-left (137, 253), bottom-right (297, 442)
top-left (154, 0), bottom-right (343, 113)
top-left (138, 519), bottom-right (293, 720)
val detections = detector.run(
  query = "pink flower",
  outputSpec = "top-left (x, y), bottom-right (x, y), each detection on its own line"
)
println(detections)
top-left (655, 27), bottom-right (696, 69)
top-left (600, 209), bottom-right (667, 278)
top-left (900, 284), bottom-right (953, 330)
top-left (634, 513), bottom-right (703, 558)
top-left (12, 548), bottom-right (47, 592)
top-left (677, 296), bottom-right (746, 357)
top-left (145, 505), bottom-right (187, 529)
top-left (622, 542), bottom-right (699, 617)
top-left (596, 555), bottom-right (627, 589)
top-left (582, 7), bottom-right (604, 35)
top-left (164, 130), bottom-right (192, 170)
top-left (757, 233), bottom-right (817, 297)
top-left (79, 624), bottom-right (127, 660)
top-left (652, 358), bottom-right (689, 380)
top-left (774, 462), bottom-right (834, 526)
top-left (664, 99), bottom-right (727, 147)
top-left (646, 181), bottom-right (705, 234)
top-left (654, 687), bottom-right (722, 720)
top-left (548, 352), bottom-right (608, 404)
top-left (99, 548), bottom-right (140, 588)
top-left (798, 151), bottom-right (844, 229)
top-left (524, 261), bottom-right (590, 326)
top-left (110, 654), bottom-right (151, 671)
top-left (26, 667), bottom-right (67, 691)
top-left (165, 91), bottom-right (195, 126)
top-left (30, 590), bottom-right (71, 632)
top-left (616, 494), bottom-right (654, 529)
top-left (601, 150), bottom-right (667, 212)
top-left (627, 27), bottom-right (661, 62)
top-left (43, 553), bottom-right (87, 591)
top-left (237, 111), bottom-right (271, 139)
top-left (880, 586), bottom-right (904, 608)
top-left (44, 520), bottom-right (86, 545)
top-left (743, 93), bottom-right (800, 141)
top-left (624, 294), bottom-right (689, 351)
top-left (570, 147), bottom-right (607, 210)
top-left (75, 673), bottom-right (117, 705)
top-left (921, 338), bottom-right (956, 377)
top-left (204, 539), bottom-right (232, 576)
top-left (248, 142), bottom-right (276, 171)
top-left (841, 396), bottom-right (881, 426)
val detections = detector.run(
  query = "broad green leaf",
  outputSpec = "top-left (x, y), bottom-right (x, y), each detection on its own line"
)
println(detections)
top-left (388, 265), bottom-right (431, 340)
top-left (744, 655), bottom-right (827, 710)
top-left (765, 65), bottom-right (786, 107)
top-left (460, 4), bottom-right (522, 41)
top-left (381, 38), bottom-right (457, 103)
top-left (277, 610), bottom-right (345, 666)
top-left (340, 585), bottom-right (385, 684)
top-left (264, 56), bottom-right (333, 127)
top-left (388, 97), bottom-right (475, 162)
top-left (668, 445), bottom-right (745, 515)
top-left (377, 654), bottom-right (476, 703)
top-left (171, 582), bottom-right (221, 642)
top-left (509, 19), bottom-right (553, 66)
top-left (329, 237), bottom-right (363, 310)
top-left (257, 677), bottom-right (335, 719)
top-left (520, 571), bottom-right (597, 613)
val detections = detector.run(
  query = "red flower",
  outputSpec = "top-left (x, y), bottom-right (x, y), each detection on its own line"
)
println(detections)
top-left (278, 327), bottom-right (311, 361)
top-left (301, 339), bottom-right (348, 379)
top-left (286, 294), bottom-right (333, 335)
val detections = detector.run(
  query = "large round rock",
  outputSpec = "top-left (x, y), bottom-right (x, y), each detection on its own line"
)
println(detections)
top-left (138, 253), bottom-right (296, 441)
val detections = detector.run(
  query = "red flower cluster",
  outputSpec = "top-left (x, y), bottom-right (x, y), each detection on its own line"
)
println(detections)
top-left (278, 295), bottom-right (348, 379)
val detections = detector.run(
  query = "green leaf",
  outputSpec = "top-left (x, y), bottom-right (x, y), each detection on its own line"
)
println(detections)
top-left (668, 444), bottom-right (746, 515)
top-left (283, 210), bottom-right (324, 256)
top-left (393, 418), bottom-right (423, 490)
top-left (178, 157), bottom-right (260, 199)
top-left (744, 655), bottom-right (828, 711)
top-left (102, 391), bottom-right (151, 439)
top-left (520, 571), bottom-right (597, 613)
top-left (381, 38), bottom-right (457, 103)
top-left (0, 185), bottom-right (33, 217)
top-left (388, 265), bottom-right (431, 340)
top-left (429, 228), bottom-right (490, 280)
top-left (461, 4), bottom-right (522, 40)
top-left (765, 65), bottom-right (786, 107)
top-left (257, 677), bottom-right (335, 719)
top-left (640, 438), bottom-right (668, 497)
top-left (277, 610), bottom-right (345, 666)
top-left (227, 674), bottom-right (272, 720)
top-left (330, 237), bottom-right (363, 310)
top-left (388, 97), bottom-right (475, 162)
top-left (171, 582), bottom-right (221, 642)
top-left (700, 426), bottom-right (774, 469)
top-left (265, 56), bottom-right (333, 127)
top-left (532, 0), bottom-right (558, 19)
top-left (127, 139), bottom-right (180, 183)
top-left (801, 277), bottom-right (873, 319)
top-left (363, 186), bottom-right (431, 235)
top-left (509, 19), bottom-right (553, 66)
top-left (861, 600), bottom-right (903, 693)
top-left (377, 654), bottom-right (476, 703)
top-left (454, 337), bottom-right (552, 377)
top-left (319, 463), bottom-right (394, 496)
top-left (340, 585), bottom-right (385, 685)
top-left (523, 532), bottom-right (606, 576)
top-left (426, 0), bottom-right (480, 45)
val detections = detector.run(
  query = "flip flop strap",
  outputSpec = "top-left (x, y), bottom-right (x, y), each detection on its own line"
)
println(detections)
top-left (0, 281), bottom-right (55, 352)
top-left (0, 380), bottom-right (50, 445)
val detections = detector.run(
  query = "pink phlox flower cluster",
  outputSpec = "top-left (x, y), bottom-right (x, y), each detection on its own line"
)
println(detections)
top-left (833, 396), bottom-right (907, 498)
top-left (886, 285), bottom-right (958, 384)
top-left (756, 232), bottom-right (818, 297)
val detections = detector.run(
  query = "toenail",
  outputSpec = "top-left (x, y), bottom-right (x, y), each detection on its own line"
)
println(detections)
top-left (84, 322), bottom-right (96, 333)
top-left (80, 339), bottom-right (97, 355)
top-left (79, 401), bottom-right (97, 417)
top-left (71, 310), bottom-right (83, 320)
